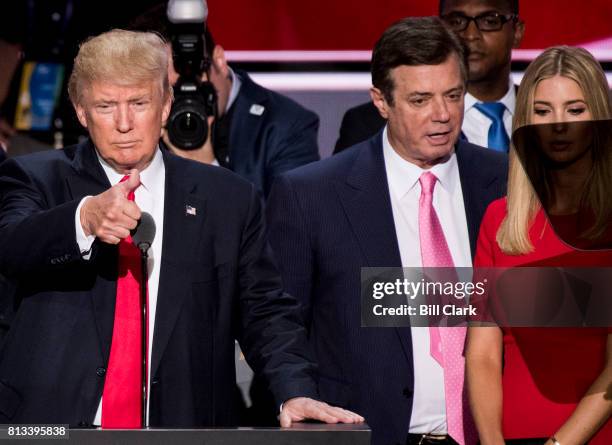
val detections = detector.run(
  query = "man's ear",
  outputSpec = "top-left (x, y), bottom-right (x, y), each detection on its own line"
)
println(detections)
top-left (211, 45), bottom-right (229, 78)
top-left (74, 103), bottom-right (88, 129)
top-left (161, 91), bottom-right (172, 126)
top-left (370, 87), bottom-right (390, 120)
top-left (512, 19), bottom-right (525, 48)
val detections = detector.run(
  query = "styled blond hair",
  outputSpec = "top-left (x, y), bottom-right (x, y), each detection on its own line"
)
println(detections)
top-left (498, 46), bottom-right (612, 254)
top-left (68, 29), bottom-right (171, 105)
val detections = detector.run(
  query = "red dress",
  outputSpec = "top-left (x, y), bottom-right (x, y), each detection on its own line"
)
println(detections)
top-left (474, 198), bottom-right (612, 443)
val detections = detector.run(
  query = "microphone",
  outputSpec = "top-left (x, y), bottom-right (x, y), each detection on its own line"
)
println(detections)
top-left (132, 212), bottom-right (156, 253)
top-left (130, 211), bottom-right (156, 428)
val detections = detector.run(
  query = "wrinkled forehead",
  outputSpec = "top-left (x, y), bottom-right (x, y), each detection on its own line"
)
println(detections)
top-left (391, 57), bottom-right (466, 95)
top-left (79, 75), bottom-right (167, 103)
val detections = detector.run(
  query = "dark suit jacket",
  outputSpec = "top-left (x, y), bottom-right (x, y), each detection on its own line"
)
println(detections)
top-left (334, 101), bottom-right (384, 153)
top-left (266, 133), bottom-right (507, 445)
top-left (0, 144), bottom-right (12, 346)
top-left (228, 71), bottom-right (320, 197)
top-left (0, 140), bottom-right (317, 426)
top-left (0, 273), bottom-right (13, 344)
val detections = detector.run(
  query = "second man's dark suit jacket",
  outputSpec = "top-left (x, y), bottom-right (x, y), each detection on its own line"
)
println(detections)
top-left (0, 140), bottom-right (318, 426)
top-left (266, 132), bottom-right (508, 445)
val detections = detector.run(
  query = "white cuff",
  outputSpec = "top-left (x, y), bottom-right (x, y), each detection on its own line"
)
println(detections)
top-left (75, 196), bottom-right (95, 260)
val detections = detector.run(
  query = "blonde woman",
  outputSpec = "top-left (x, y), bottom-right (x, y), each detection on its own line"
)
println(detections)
top-left (466, 46), bottom-right (612, 445)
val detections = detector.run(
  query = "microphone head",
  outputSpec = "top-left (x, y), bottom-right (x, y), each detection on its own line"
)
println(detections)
top-left (132, 212), bottom-right (156, 253)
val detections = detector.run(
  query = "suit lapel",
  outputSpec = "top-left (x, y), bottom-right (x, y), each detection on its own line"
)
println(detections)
top-left (151, 152), bottom-right (207, 378)
top-left (227, 72), bottom-right (267, 168)
top-left (65, 139), bottom-right (111, 198)
top-left (335, 135), bottom-right (401, 268)
top-left (65, 140), bottom-right (117, 363)
top-left (334, 135), bottom-right (412, 363)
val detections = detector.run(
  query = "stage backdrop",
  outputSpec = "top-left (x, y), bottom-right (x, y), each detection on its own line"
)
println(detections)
top-left (207, 0), bottom-right (612, 60)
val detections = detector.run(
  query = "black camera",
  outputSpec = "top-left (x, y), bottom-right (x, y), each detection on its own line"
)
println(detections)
top-left (166, 0), bottom-right (217, 150)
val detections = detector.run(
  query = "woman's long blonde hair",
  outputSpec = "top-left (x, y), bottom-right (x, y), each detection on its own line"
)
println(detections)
top-left (497, 46), bottom-right (612, 254)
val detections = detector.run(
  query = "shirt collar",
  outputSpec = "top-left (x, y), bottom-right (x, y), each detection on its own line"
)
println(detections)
top-left (382, 126), bottom-right (460, 201)
top-left (464, 77), bottom-right (516, 115)
top-left (96, 145), bottom-right (164, 193)
top-left (225, 67), bottom-right (241, 113)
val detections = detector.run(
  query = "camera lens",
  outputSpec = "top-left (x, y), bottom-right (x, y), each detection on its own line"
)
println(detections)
top-left (179, 112), bottom-right (199, 132)
top-left (167, 97), bottom-right (208, 149)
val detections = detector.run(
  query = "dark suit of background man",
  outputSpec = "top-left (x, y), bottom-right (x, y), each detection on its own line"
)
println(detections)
top-left (267, 17), bottom-right (508, 445)
top-left (334, 0), bottom-right (524, 153)
top-left (130, 2), bottom-right (320, 198)
top-left (0, 29), bottom-right (363, 428)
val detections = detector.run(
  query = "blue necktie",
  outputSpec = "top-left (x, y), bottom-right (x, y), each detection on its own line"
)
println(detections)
top-left (474, 102), bottom-right (509, 152)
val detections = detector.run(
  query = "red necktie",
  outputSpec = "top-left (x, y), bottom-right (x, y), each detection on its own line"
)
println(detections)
top-left (102, 176), bottom-right (145, 428)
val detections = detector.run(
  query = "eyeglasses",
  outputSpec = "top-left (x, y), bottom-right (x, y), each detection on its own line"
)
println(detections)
top-left (441, 12), bottom-right (518, 32)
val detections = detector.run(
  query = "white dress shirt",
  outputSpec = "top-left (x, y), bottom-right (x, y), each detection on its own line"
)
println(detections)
top-left (382, 127), bottom-right (471, 434)
top-left (225, 67), bottom-right (242, 114)
top-left (75, 147), bottom-right (166, 426)
top-left (462, 79), bottom-right (516, 148)
top-left (208, 67), bottom-right (241, 167)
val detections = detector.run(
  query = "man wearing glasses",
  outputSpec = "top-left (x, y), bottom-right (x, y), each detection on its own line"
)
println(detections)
top-left (441, 0), bottom-right (524, 152)
top-left (334, 0), bottom-right (525, 153)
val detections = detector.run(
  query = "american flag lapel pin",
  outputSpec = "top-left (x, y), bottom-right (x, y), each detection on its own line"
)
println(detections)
top-left (185, 205), bottom-right (197, 216)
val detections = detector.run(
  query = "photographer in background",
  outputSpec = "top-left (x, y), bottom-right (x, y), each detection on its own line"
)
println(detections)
top-left (131, 1), bottom-right (320, 198)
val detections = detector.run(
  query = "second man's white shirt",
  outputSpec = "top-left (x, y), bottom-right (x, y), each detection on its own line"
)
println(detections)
top-left (382, 127), bottom-right (471, 434)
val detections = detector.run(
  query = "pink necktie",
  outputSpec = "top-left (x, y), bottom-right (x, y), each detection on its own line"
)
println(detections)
top-left (102, 176), bottom-right (145, 428)
top-left (418, 171), bottom-right (475, 445)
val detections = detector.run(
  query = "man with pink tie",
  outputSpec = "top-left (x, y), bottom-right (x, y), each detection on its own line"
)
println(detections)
top-left (266, 17), bottom-right (508, 445)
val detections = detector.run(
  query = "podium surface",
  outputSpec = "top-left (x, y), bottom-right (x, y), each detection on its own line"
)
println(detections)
top-left (5, 423), bottom-right (371, 445)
